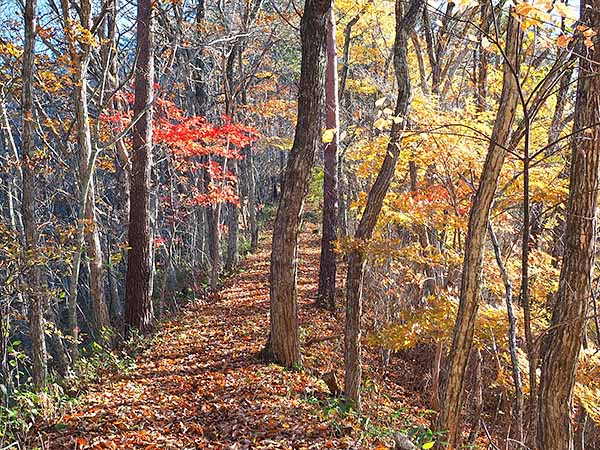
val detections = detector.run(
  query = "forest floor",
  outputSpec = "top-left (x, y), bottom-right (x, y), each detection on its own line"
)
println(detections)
top-left (35, 223), bottom-right (434, 450)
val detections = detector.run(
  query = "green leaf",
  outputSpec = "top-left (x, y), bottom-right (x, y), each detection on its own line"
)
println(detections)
top-left (422, 442), bottom-right (435, 449)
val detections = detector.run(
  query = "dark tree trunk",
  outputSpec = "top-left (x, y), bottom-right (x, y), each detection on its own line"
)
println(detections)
top-left (344, 0), bottom-right (424, 410)
top-left (317, 7), bottom-right (339, 311)
top-left (537, 2), bottom-right (600, 447)
top-left (437, 15), bottom-right (521, 449)
top-left (22, 0), bottom-right (48, 389)
top-left (125, 0), bottom-right (155, 334)
top-left (266, 0), bottom-right (332, 367)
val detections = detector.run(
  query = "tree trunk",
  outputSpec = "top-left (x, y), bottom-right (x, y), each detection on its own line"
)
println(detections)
top-left (266, 0), bottom-right (332, 367)
top-left (436, 15), bottom-right (521, 449)
top-left (245, 146), bottom-right (259, 251)
top-left (62, 0), bottom-right (110, 341)
top-left (344, 0), bottom-right (424, 410)
top-left (489, 222), bottom-right (523, 445)
top-left (475, 0), bottom-right (491, 112)
top-left (125, 0), bottom-right (155, 334)
top-left (317, 6), bottom-right (339, 311)
top-left (226, 161), bottom-right (240, 272)
top-left (537, 2), bottom-right (600, 446)
top-left (21, 0), bottom-right (48, 389)
top-left (204, 159), bottom-right (221, 292)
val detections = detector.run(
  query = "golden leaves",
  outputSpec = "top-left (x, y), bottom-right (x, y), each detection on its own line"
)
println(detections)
top-left (322, 128), bottom-right (336, 143)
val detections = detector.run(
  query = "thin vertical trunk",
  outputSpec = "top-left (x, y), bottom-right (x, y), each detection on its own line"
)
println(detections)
top-left (225, 46), bottom-right (240, 272)
top-left (22, 0), bottom-right (48, 389)
top-left (266, 0), bottom-right (332, 367)
top-left (344, 0), bottom-right (424, 410)
top-left (437, 14), bottom-right (521, 449)
top-left (537, 1), bottom-right (600, 446)
top-left (246, 146), bottom-right (259, 251)
top-left (1, 101), bottom-right (24, 238)
top-left (489, 222), bottom-right (523, 445)
top-left (476, 0), bottom-right (491, 112)
top-left (339, 5), bottom-right (367, 101)
top-left (125, 0), bottom-right (155, 333)
top-left (204, 161), bottom-right (221, 291)
top-left (226, 161), bottom-right (240, 272)
top-left (317, 6), bottom-right (339, 310)
top-left (410, 33), bottom-right (429, 96)
top-left (61, 0), bottom-right (110, 352)
top-left (74, 34), bottom-right (110, 343)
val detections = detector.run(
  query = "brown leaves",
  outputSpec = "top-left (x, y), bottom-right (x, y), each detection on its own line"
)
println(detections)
top-left (38, 228), bottom-right (426, 449)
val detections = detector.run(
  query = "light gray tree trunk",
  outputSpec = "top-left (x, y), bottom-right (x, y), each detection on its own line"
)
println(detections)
top-left (21, 0), bottom-right (48, 389)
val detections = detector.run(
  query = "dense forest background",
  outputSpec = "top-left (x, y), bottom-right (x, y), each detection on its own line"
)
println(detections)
top-left (1, 0), bottom-right (600, 448)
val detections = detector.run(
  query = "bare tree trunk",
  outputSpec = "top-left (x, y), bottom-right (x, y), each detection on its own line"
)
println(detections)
top-left (339, 4), bottom-right (367, 101)
top-left (72, 0), bottom-right (110, 340)
top-left (489, 222), bottom-right (523, 445)
top-left (410, 33), bottom-right (429, 96)
top-left (245, 146), bottom-right (259, 251)
top-left (22, 0), bottom-right (48, 389)
top-left (226, 161), bottom-right (240, 272)
top-left (538, 2), bottom-right (600, 446)
top-left (204, 160), bottom-right (221, 292)
top-left (317, 6), bottom-right (339, 311)
top-left (265, 0), bottom-right (332, 367)
top-left (436, 14), bottom-right (521, 449)
top-left (344, 0), bottom-right (424, 410)
top-left (125, 0), bottom-right (155, 334)
top-left (475, 0), bottom-right (491, 112)
top-left (1, 101), bottom-right (24, 238)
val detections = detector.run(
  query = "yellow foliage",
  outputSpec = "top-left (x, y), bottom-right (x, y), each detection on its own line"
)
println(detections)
top-left (368, 294), bottom-right (517, 353)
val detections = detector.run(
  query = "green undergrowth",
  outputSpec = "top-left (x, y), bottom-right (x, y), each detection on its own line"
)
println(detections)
top-left (0, 330), bottom-right (149, 448)
top-left (301, 393), bottom-right (442, 448)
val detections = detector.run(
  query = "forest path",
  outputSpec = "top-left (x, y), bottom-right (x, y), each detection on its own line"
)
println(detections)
top-left (40, 225), bottom-right (364, 450)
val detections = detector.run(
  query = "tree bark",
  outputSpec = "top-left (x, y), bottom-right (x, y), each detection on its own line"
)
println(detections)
top-left (204, 160), bottom-right (221, 292)
top-left (226, 162), bottom-right (240, 272)
top-left (125, 0), bottom-right (155, 334)
top-left (537, 2), bottom-right (600, 447)
top-left (61, 0), bottom-right (111, 344)
top-left (317, 6), bottom-right (340, 311)
top-left (344, 0), bottom-right (424, 410)
top-left (266, 0), bottom-right (332, 367)
top-left (245, 145), bottom-right (259, 252)
top-left (436, 14), bottom-right (521, 449)
top-left (21, 0), bottom-right (48, 389)
top-left (489, 222), bottom-right (523, 445)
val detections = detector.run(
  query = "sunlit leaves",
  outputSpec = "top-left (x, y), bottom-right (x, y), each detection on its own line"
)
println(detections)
top-left (322, 128), bottom-right (336, 143)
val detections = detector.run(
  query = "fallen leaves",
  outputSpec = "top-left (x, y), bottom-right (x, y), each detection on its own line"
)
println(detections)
top-left (37, 228), bottom-right (426, 449)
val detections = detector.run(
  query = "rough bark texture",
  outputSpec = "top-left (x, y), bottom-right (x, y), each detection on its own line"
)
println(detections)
top-left (267, 0), bottom-right (332, 367)
top-left (537, 2), bottom-right (600, 447)
top-left (344, 0), bottom-right (424, 410)
top-left (436, 15), bottom-right (521, 449)
top-left (125, 0), bottom-right (155, 334)
top-left (317, 6), bottom-right (339, 311)
top-left (22, 0), bottom-right (48, 389)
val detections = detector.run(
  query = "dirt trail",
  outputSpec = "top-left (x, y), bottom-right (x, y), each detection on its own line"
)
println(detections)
top-left (39, 229), bottom-right (336, 449)
top-left (39, 227), bottom-right (426, 449)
